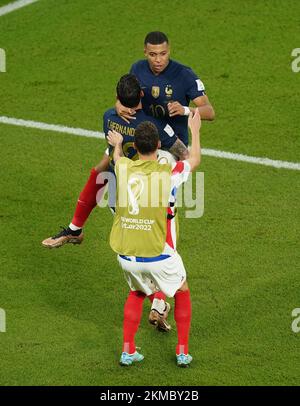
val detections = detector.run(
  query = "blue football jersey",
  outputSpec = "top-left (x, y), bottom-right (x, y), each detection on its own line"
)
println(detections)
top-left (103, 108), bottom-right (178, 169)
top-left (130, 59), bottom-right (205, 145)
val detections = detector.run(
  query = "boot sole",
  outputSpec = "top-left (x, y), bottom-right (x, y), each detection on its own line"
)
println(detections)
top-left (42, 237), bottom-right (83, 249)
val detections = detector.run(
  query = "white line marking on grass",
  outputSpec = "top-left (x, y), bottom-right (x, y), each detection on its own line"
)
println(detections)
top-left (202, 148), bottom-right (300, 171)
top-left (0, 116), bottom-right (102, 139)
top-left (0, 0), bottom-right (39, 17)
top-left (0, 115), bottom-right (299, 171)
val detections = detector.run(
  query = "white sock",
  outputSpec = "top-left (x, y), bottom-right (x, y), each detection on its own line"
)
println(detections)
top-left (151, 298), bottom-right (165, 315)
top-left (69, 223), bottom-right (82, 231)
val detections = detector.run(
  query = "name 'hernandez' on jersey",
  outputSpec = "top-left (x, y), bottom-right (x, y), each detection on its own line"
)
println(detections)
top-left (103, 108), bottom-right (179, 169)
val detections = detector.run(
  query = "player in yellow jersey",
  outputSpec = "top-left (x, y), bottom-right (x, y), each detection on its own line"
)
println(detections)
top-left (108, 109), bottom-right (201, 367)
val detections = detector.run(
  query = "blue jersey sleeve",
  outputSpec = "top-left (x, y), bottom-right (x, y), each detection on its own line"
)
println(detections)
top-left (103, 111), bottom-right (109, 136)
top-left (129, 63), bottom-right (137, 76)
top-left (184, 67), bottom-right (206, 101)
top-left (103, 111), bottom-right (113, 157)
top-left (151, 118), bottom-right (178, 150)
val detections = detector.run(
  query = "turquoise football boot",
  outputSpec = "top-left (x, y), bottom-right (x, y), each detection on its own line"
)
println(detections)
top-left (119, 351), bottom-right (144, 366)
top-left (176, 353), bottom-right (193, 367)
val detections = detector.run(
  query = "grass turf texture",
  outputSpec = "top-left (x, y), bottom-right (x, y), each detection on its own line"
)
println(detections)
top-left (0, 0), bottom-right (300, 385)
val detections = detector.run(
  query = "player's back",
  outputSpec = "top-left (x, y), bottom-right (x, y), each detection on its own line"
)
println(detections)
top-left (103, 108), bottom-right (178, 167)
top-left (103, 108), bottom-right (151, 164)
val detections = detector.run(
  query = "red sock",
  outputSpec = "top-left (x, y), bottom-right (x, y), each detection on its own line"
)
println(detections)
top-left (174, 289), bottom-right (191, 355)
top-left (148, 291), bottom-right (166, 303)
top-left (154, 291), bottom-right (166, 301)
top-left (123, 291), bottom-right (146, 354)
top-left (71, 168), bottom-right (106, 228)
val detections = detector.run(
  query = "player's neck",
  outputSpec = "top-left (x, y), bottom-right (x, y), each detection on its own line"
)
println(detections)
top-left (138, 152), bottom-right (158, 161)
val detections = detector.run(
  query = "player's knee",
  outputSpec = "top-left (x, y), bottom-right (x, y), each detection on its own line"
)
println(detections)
top-left (177, 281), bottom-right (189, 292)
top-left (94, 154), bottom-right (110, 173)
top-left (130, 290), bottom-right (146, 299)
top-left (94, 166), bottom-right (101, 174)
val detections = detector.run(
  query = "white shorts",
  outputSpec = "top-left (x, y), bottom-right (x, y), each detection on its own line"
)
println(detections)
top-left (117, 252), bottom-right (186, 298)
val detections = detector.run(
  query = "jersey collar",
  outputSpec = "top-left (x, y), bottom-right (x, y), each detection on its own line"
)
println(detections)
top-left (147, 59), bottom-right (172, 76)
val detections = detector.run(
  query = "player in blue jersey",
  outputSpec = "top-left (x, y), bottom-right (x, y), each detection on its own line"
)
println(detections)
top-left (116, 31), bottom-right (215, 146)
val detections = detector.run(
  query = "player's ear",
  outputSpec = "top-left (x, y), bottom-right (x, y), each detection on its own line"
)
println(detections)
top-left (140, 90), bottom-right (144, 98)
top-left (158, 140), bottom-right (161, 149)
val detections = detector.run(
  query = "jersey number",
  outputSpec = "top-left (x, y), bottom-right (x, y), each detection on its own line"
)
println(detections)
top-left (150, 104), bottom-right (166, 118)
top-left (123, 141), bottom-right (138, 160)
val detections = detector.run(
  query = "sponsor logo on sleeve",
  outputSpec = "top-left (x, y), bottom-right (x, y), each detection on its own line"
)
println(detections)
top-left (164, 124), bottom-right (175, 137)
top-left (196, 79), bottom-right (205, 91)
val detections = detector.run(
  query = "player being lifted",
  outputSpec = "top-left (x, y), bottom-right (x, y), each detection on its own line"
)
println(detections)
top-left (42, 74), bottom-right (188, 331)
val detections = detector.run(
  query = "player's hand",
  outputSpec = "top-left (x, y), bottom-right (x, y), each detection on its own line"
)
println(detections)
top-left (107, 130), bottom-right (123, 146)
top-left (167, 101), bottom-right (185, 117)
top-left (188, 109), bottom-right (201, 134)
top-left (115, 100), bottom-right (136, 123)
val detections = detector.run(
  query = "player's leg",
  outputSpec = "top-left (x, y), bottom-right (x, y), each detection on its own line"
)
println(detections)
top-left (42, 153), bottom-right (109, 248)
top-left (69, 155), bottom-right (109, 230)
top-left (174, 280), bottom-right (192, 367)
top-left (148, 291), bottom-right (171, 332)
top-left (120, 290), bottom-right (145, 366)
top-left (147, 252), bottom-right (192, 366)
top-left (118, 256), bottom-right (158, 365)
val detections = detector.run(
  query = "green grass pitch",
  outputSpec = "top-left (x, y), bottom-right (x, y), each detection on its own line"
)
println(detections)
top-left (0, 0), bottom-right (300, 385)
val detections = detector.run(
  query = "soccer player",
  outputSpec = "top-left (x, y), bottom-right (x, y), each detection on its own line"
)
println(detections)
top-left (42, 74), bottom-right (188, 331)
top-left (108, 108), bottom-right (202, 367)
top-left (117, 31), bottom-right (215, 147)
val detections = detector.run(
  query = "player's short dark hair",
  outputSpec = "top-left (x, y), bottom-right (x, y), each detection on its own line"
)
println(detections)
top-left (116, 74), bottom-right (141, 108)
top-left (134, 121), bottom-right (160, 155)
top-left (144, 31), bottom-right (169, 46)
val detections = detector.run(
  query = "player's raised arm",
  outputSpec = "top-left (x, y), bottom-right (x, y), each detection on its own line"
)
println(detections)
top-left (169, 138), bottom-right (189, 160)
top-left (107, 130), bottom-right (124, 163)
top-left (187, 109), bottom-right (201, 172)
